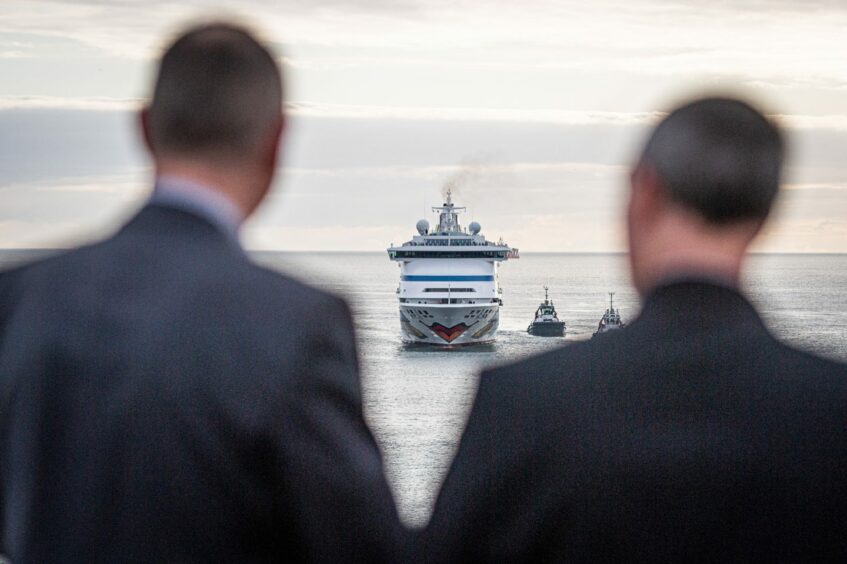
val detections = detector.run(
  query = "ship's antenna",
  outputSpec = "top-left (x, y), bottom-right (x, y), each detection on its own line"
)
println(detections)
top-left (609, 291), bottom-right (615, 311)
top-left (544, 285), bottom-right (549, 304)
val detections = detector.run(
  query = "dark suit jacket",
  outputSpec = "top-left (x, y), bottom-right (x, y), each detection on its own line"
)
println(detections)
top-left (420, 281), bottom-right (847, 563)
top-left (0, 204), bottom-right (402, 562)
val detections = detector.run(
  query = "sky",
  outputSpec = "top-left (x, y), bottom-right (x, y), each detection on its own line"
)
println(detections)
top-left (1, 0), bottom-right (846, 252)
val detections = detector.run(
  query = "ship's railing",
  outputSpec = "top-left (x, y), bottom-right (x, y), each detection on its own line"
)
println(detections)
top-left (399, 298), bottom-right (500, 305)
top-left (400, 239), bottom-right (508, 247)
top-left (390, 250), bottom-right (509, 259)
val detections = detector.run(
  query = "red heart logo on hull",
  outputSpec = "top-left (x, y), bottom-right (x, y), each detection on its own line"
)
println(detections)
top-left (430, 322), bottom-right (470, 342)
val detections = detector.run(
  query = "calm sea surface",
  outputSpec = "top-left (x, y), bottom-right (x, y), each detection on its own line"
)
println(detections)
top-left (2, 250), bottom-right (846, 527)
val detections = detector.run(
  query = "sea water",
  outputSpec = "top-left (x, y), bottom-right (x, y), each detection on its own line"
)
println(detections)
top-left (254, 252), bottom-right (847, 526)
top-left (2, 250), bottom-right (846, 527)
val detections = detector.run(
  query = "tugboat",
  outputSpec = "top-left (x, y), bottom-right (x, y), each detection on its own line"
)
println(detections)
top-left (592, 292), bottom-right (625, 337)
top-left (527, 286), bottom-right (566, 337)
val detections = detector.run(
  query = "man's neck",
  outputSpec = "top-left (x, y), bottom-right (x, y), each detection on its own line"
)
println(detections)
top-left (151, 174), bottom-right (244, 239)
top-left (154, 159), bottom-right (256, 219)
top-left (634, 212), bottom-right (758, 295)
top-left (644, 249), bottom-right (743, 291)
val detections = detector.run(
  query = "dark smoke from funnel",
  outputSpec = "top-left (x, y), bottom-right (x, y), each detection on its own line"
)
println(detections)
top-left (441, 165), bottom-right (482, 201)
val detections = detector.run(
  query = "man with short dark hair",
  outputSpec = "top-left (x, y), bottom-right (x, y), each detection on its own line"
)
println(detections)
top-left (0, 23), bottom-right (402, 562)
top-left (418, 97), bottom-right (847, 562)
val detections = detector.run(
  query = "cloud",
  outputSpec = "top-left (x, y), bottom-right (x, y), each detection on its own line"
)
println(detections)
top-left (2, 104), bottom-right (846, 252)
top-left (2, 0), bottom-right (847, 254)
top-left (282, 161), bottom-right (623, 181)
top-left (0, 96), bottom-right (143, 111)
top-left (0, 0), bottom-right (425, 59)
top-left (0, 171), bottom-right (147, 249)
top-left (755, 218), bottom-right (847, 253)
top-left (1, 152), bottom-right (845, 253)
top-left (0, 108), bottom-right (146, 184)
top-left (243, 223), bottom-right (411, 252)
top-left (5, 97), bottom-right (847, 133)
top-left (0, 50), bottom-right (31, 59)
top-left (2, 0), bottom-right (846, 121)
top-left (4, 0), bottom-right (846, 79)
top-left (776, 114), bottom-right (847, 132)
top-left (286, 102), bottom-right (662, 126)
top-left (784, 183), bottom-right (847, 192)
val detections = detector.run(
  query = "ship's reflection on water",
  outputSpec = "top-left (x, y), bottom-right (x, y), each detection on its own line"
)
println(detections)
top-left (399, 342), bottom-right (500, 353)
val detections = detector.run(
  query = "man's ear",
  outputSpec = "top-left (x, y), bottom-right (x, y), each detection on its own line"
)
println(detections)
top-left (139, 107), bottom-right (155, 155)
top-left (263, 114), bottom-right (285, 170)
top-left (629, 161), bottom-right (665, 227)
top-left (249, 114), bottom-right (286, 216)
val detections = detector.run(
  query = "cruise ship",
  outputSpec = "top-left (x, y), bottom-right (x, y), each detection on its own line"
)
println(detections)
top-left (387, 190), bottom-right (517, 345)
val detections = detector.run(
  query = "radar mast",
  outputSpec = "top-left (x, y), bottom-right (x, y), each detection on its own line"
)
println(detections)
top-left (432, 188), bottom-right (466, 233)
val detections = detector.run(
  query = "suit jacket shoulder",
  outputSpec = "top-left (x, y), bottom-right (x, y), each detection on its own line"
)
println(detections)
top-left (422, 282), bottom-right (847, 562)
top-left (0, 205), bottom-right (401, 562)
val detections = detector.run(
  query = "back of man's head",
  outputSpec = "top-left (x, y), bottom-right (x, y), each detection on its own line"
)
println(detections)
top-left (147, 23), bottom-right (282, 162)
top-left (640, 97), bottom-right (784, 224)
top-left (628, 97), bottom-right (785, 294)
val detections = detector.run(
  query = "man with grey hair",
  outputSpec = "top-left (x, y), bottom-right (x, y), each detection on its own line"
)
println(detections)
top-left (0, 23), bottom-right (402, 562)
top-left (418, 97), bottom-right (847, 562)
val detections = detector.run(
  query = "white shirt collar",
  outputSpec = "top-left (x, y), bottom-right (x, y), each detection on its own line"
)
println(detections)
top-left (150, 175), bottom-right (243, 239)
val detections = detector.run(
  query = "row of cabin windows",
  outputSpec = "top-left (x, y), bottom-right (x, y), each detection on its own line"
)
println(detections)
top-left (422, 288), bottom-right (476, 293)
top-left (389, 251), bottom-right (507, 259)
top-left (400, 298), bottom-right (499, 304)
top-left (406, 238), bottom-right (484, 246)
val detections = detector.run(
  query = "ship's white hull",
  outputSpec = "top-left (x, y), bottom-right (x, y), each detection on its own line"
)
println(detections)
top-left (399, 303), bottom-right (500, 345)
top-left (389, 192), bottom-right (513, 346)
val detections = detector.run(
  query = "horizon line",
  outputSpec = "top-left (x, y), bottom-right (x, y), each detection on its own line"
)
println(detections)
top-left (2, 248), bottom-right (846, 257)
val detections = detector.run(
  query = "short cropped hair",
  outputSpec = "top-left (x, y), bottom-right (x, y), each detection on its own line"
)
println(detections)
top-left (640, 97), bottom-right (784, 224)
top-left (148, 23), bottom-right (282, 159)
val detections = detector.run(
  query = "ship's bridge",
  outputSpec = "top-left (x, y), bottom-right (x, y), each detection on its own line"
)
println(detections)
top-left (388, 189), bottom-right (516, 260)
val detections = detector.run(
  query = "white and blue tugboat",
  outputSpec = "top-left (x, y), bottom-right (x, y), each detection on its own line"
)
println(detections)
top-left (527, 286), bottom-right (566, 337)
top-left (592, 292), bottom-right (625, 337)
top-left (387, 190), bottom-right (517, 345)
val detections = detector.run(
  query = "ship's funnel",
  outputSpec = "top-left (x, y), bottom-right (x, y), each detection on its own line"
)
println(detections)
top-left (416, 219), bottom-right (430, 235)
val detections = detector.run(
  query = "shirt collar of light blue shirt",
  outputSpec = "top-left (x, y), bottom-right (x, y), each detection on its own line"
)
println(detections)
top-left (150, 175), bottom-right (244, 241)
